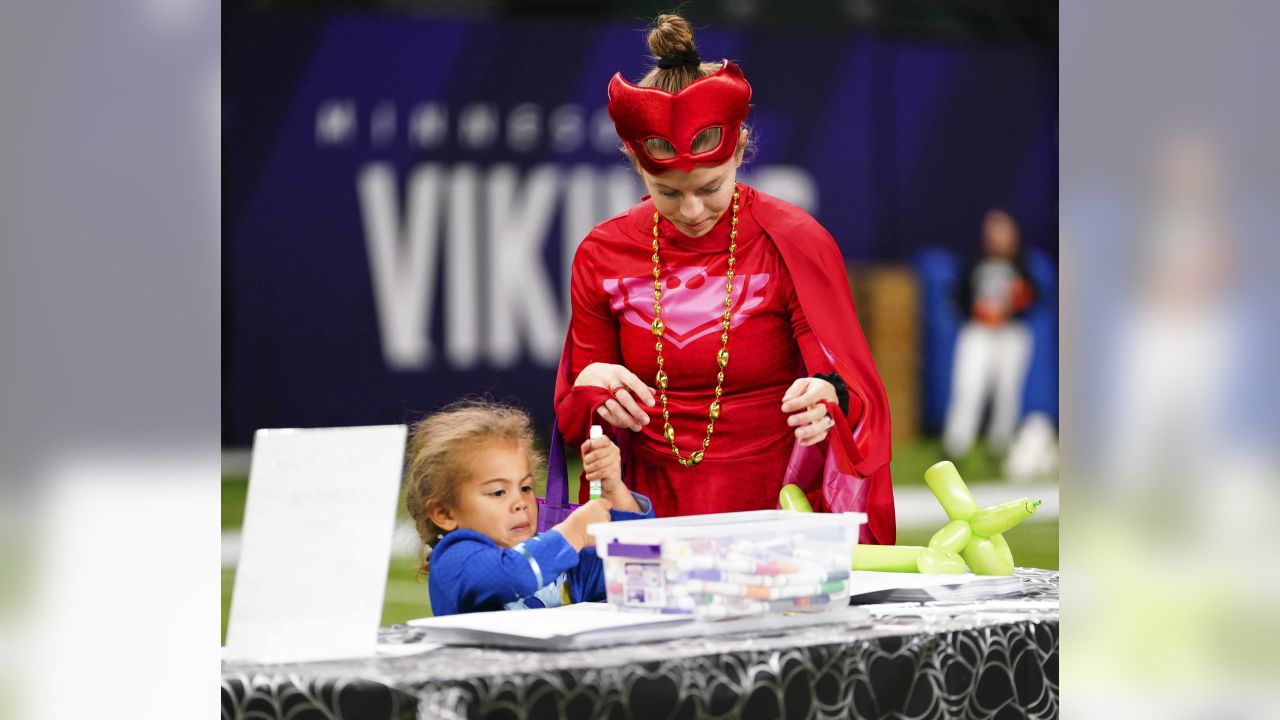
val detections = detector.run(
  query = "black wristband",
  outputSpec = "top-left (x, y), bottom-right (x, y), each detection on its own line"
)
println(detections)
top-left (812, 372), bottom-right (849, 416)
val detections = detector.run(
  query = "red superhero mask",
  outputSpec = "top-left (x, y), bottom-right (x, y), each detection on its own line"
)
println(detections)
top-left (607, 60), bottom-right (752, 175)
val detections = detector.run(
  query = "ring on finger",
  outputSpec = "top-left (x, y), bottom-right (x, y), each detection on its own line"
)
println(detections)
top-left (608, 382), bottom-right (626, 397)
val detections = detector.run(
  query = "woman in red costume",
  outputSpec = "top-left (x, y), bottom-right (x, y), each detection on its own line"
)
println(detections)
top-left (553, 15), bottom-right (895, 544)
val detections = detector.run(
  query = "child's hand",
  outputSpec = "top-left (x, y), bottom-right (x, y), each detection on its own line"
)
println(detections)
top-left (581, 436), bottom-right (621, 486)
top-left (581, 436), bottom-right (641, 513)
top-left (554, 498), bottom-right (612, 551)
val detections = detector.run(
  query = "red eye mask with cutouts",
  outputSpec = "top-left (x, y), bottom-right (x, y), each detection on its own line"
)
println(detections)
top-left (607, 60), bottom-right (752, 175)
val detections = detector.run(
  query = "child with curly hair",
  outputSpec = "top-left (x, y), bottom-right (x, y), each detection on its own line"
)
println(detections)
top-left (404, 400), bottom-right (653, 615)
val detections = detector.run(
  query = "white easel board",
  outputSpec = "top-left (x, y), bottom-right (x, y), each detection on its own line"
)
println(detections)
top-left (224, 425), bottom-right (406, 663)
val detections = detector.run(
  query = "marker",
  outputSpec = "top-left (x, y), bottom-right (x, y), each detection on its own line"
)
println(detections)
top-left (589, 425), bottom-right (604, 500)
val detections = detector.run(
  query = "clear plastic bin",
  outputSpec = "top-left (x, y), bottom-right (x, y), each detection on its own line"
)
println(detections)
top-left (587, 510), bottom-right (866, 619)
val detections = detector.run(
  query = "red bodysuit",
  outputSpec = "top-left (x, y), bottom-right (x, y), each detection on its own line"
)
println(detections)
top-left (555, 185), bottom-right (896, 544)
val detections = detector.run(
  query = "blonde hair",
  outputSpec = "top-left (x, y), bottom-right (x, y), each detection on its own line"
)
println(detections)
top-left (638, 14), bottom-right (725, 94)
top-left (403, 399), bottom-right (543, 576)
top-left (625, 13), bottom-right (754, 166)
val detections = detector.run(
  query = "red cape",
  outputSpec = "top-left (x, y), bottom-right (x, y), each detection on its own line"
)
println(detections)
top-left (552, 188), bottom-right (896, 545)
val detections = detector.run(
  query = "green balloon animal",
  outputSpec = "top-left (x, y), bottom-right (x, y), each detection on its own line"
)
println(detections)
top-left (779, 460), bottom-right (1041, 575)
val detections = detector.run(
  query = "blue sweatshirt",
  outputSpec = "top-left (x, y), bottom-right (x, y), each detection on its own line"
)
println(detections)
top-left (427, 493), bottom-right (653, 616)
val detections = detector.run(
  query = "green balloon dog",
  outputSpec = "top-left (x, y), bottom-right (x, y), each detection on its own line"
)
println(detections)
top-left (779, 460), bottom-right (1040, 575)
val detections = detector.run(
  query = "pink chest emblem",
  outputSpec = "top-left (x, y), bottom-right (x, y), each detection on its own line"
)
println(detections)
top-left (603, 268), bottom-right (771, 349)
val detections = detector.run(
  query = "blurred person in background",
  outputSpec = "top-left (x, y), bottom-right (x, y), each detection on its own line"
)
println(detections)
top-left (1068, 123), bottom-right (1280, 719)
top-left (551, 14), bottom-right (895, 544)
top-left (1105, 127), bottom-right (1240, 489)
top-left (943, 209), bottom-right (1037, 463)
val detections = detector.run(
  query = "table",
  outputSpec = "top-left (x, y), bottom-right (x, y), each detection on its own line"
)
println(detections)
top-left (222, 569), bottom-right (1058, 720)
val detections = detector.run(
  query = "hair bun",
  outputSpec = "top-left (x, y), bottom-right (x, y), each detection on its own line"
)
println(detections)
top-left (647, 13), bottom-right (697, 61)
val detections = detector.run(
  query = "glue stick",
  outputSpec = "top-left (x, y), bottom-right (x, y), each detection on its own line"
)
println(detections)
top-left (589, 425), bottom-right (604, 500)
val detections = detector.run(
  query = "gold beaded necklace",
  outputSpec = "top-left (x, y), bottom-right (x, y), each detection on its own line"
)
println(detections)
top-left (649, 187), bottom-right (740, 468)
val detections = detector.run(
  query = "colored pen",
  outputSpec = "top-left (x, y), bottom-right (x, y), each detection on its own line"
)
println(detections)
top-left (588, 425), bottom-right (603, 499)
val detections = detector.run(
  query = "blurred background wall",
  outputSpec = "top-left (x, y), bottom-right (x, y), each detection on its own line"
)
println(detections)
top-left (222, 0), bottom-right (1057, 450)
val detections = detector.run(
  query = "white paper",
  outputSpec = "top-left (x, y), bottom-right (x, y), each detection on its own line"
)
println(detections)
top-left (846, 571), bottom-right (1017, 594)
top-left (408, 603), bottom-right (873, 650)
top-left (223, 425), bottom-right (407, 663)
top-left (846, 571), bottom-right (1025, 606)
top-left (375, 642), bottom-right (444, 657)
top-left (408, 602), bottom-right (687, 640)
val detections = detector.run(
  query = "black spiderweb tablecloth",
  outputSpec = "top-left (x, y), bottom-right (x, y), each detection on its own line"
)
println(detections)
top-left (222, 569), bottom-right (1058, 720)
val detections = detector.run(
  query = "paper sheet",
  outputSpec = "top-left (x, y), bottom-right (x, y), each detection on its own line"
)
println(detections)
top-left (376, 642), bottom-right (444, 657)
top-left (408, 602), bottom-right (688, 640)
top-left (408, 603), bottom-right (873, 650)
top-left (845, 570), bottom-right (1026, 605)
top-left (846, 571), bottom-right (1019, 594)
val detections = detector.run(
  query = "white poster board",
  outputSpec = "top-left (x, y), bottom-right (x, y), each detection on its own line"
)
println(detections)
top-left (224, 425), bottom-right (407, 663)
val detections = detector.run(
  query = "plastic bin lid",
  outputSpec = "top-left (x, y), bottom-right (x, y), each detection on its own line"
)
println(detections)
top-left (586, 509), bottom-right (867, 542)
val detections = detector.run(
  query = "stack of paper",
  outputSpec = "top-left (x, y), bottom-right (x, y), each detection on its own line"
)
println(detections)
top-left (408, 602), bottom-right (870, 650)
top-left (845, 572), bottom-right (1024, 604)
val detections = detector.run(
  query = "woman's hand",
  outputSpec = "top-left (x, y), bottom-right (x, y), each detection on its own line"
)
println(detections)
top-left (573, 363), bottom-right (657, 432)
top-left (580, 436), bottom-right (641, 513)
top-left (781, 377), bottom-right (839, 447)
